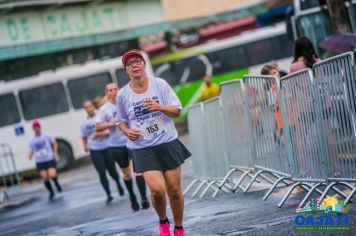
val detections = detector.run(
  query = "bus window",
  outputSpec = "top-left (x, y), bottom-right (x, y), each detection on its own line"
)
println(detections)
top-left (154, 58), bottom-right (206, 86)
top-left (115, 69), bottom-right (130, 88)
top-left (271, 35), bottom-right (293, 58)
top-left (19, 83), bottom-right (69, 120)
top-left (68, 73), bottom-right (112, 109)
top-left (0, 93), bottom-right (20, 127)
top-left (246, 39), bottom-right (272, 65)
top-left (175, 57), bottom-right (206, 83)
top-left (153, 63), bottom-right (180, 87)
top-left (300, 0), bottom-right (321, 10)
top-left (245, 36), bottom-right (293, 66)
top-left (207, 46), bottom-right (248, 75)
top-left (296, 12), bottom-right (332, 53)
top-left (245, 39), bottom-right (273, 65)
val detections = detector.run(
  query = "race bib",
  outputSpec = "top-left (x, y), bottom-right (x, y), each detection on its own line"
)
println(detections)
top-left (140, 117), bottom-right (166, 140)
top-left (35, 149), bottom-right (49, 159)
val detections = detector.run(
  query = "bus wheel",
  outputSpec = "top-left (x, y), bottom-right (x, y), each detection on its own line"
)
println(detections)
top-left (56, 141), bottom-right (74, 171)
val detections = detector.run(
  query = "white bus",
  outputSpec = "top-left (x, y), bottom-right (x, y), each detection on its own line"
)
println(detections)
top-left (0, 53), bottom-right (153, 176)
top-left (289, 0), bottom-right (356, 54)
top-left (151, 22), bottom-right (293, 119)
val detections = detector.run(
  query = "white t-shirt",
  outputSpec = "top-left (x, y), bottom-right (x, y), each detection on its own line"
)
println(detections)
top-left (29, 134), bottom-right (55, 163)
top-left (116, 77), bottom-right (182, 149)
top-left (80, 115), bottom-right (108, 151)
top-left (96, 102), bottom-right (127, 147)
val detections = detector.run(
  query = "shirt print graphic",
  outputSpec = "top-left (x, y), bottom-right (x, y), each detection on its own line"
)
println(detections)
top-left (33, 138), bottom-right (49, 159)
top-left (34, 139), bottom-right (46, 151)
top-left (133, 96), bottom-right (160, 122)
top-left (132, 96), bottom-right (166, 140)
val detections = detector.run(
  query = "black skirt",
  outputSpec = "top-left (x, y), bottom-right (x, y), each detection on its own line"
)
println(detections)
top-left (130, 139), bottom-right (191, 173)
top-left (36, 160), bottom-right (56, 171)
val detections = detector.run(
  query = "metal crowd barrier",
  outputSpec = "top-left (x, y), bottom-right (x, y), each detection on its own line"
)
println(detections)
top-left (185, 103), bottom-right (209, 197)
top-left (277, 69), bottom-right (332, 207)
top-left (200, 97), bottom-right (231, 197)
top-left (278, 54), bottom-right (356, 207)
top-left (312, 52), bottom-right (356, 205)
top-left (242, 75), bottom-right (291, 199)
top-left (211, 80), bottom-right (256, 197)
top-left (185, 51), bottom-right (356, 207)
top-left (185, 99), bottom-right (231, 198)
top-left (0, 143), bottom-right (21, 203)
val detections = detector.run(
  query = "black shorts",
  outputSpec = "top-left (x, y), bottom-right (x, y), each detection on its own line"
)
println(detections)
top-left (109, 146), bottom-right (130, 169)
top-left (127, 148), bottom-right (133, 161)
top-left (130, 139), bottom-right (191, 173)
top-left (36, 160), bottom-right (56, 171)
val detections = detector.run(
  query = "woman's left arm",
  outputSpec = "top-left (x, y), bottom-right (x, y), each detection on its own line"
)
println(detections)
top-left (144, 100), bottom-right (181, 118)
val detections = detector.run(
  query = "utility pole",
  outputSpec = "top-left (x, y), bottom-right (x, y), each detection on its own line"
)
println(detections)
top-left (325, 0), bottom-right (352, 33)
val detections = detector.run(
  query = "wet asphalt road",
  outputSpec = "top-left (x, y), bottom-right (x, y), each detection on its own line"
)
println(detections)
top-left (1, 133), bottom-right (355, 236)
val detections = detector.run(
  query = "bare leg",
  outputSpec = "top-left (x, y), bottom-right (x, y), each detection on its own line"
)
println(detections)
top-left (163, 166), bottom-right (184, 227)
top-left (48, 167), bottom-right (62, 192)
top-left (121, 166), bottom-right (132, 181)
top-left (39, 170), bottom-right (49, 182)
top-left (143, 170), bottom-right (167, 220)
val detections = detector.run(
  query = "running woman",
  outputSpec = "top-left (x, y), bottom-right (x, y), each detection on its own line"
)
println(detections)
top-left (116, 50), bottom-right (191, 236)
top-left (96, 83), bottom-right (148, 211)
top-left (28, 120), bottom-right (62, 200)
top-left (81, 100), bottom-right (124, 203)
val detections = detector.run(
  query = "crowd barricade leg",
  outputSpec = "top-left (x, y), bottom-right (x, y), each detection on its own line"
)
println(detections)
top-left (278, 181), bottom-right (318, 208)
top-left (243, 168), bottom-right (290, 194)
top-left (183, 179), bottom-right (200, 196)
top-left (212, 166), bottom-right (263, 196)
top-left (263, 176), bottom-right (289, 201)
top-left (200, 180), bottom-right (217, 198)
top-left (212, 168), bottom-right (237, 195)
top-left (231, 169), bottom-right (253, 192)
top-left (345, 188), bottom-right (356, 204)
top-left (318, 180), bottom-right (354, 203)
top-left (191, 180), bottom-right (209, 198)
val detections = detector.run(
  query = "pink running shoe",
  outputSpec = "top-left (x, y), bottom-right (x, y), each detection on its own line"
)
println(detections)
top-left (174, 228), bottom-right (186, 236)
top-left (159, 222), bottom-right (171, 236)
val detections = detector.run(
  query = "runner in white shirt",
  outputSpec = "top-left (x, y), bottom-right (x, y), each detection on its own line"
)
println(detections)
top-left (28, 120), bottom-right (62, 200)
top-left (80, 100), bottom-right (124, 203)
top-left (116, 50), bottom-right (191, 236)
top-left (96, 83), bottom-right (149, 211)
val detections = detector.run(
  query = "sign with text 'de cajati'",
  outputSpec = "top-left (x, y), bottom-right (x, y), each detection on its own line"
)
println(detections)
top-left (0, 1), bottom-right (164, 47)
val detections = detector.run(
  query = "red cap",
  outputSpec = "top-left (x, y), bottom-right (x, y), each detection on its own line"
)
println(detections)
top-left (32, 120), bottom-right (41, 127)
top-left (122, 50), bottom-right (145, 66)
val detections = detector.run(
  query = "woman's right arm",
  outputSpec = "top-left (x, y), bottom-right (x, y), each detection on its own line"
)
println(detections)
top-left (118, 123), bottom-right (140, 141)
top-left (94, 130), bottom-right (110, 138)
top-left (81, 138), bottom-right (88, 152)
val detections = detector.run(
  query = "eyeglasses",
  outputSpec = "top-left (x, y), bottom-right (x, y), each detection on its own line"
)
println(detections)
top-left (125, 58), bottom-right (143, 67)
